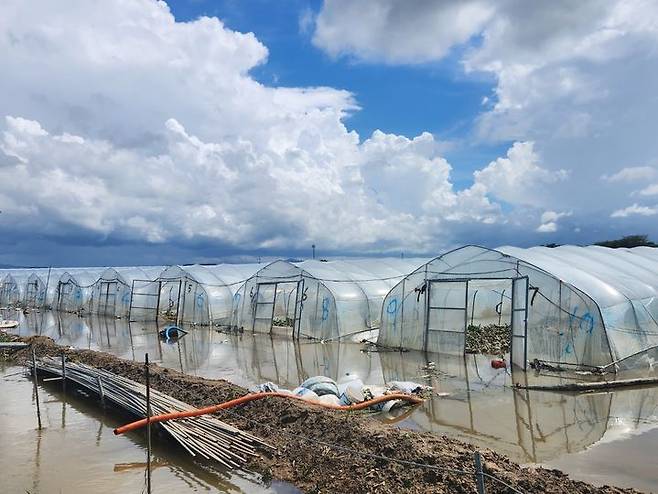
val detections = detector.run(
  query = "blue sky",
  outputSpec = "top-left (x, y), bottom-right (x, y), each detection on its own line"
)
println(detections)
top-left (2, 0), bottom-right (658, 267)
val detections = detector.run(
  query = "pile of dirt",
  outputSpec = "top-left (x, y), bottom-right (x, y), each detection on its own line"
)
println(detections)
top-left (466, 324), bottom-right (511, 356)
top-left (6, 332), bottom-right (638, 494)
top-left (0, 331), bottom-right (22, 361)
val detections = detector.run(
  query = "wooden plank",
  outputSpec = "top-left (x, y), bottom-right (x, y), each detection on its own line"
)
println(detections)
top-left (517, 377), bottom-right (658, 392)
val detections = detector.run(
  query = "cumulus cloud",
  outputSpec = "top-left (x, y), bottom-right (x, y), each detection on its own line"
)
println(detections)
top-left (3, 0), bottom-right (579, 263)
top-left (639, 184), bottom-right (658, 196)
top-left (610, 204), bottom-right (658, 218)
top-left (313, 0), bottom-right (493, 64)
top-left (536, 210), bottom-right (572, 233)
top-left (0, 111), bottom-right (513, 253)
top-left (4, 0), bottom-right (652, 265)
top-left (602, 166), bottom-right (657, 183)
top-left (473, 142), bottom-right (568, 205)
top-left (312, 0), bottom-right (658, 221)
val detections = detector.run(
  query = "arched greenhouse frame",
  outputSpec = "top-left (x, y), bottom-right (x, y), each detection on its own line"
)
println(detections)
top-left (233, 258), bottom-right (428, 341)
top-left (378, 245), bottom-right (658, 372)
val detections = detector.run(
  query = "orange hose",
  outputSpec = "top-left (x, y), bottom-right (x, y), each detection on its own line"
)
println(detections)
top-left (114, 392), bottom-right (423, 435)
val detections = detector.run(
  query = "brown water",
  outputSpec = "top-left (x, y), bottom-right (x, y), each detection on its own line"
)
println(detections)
top-left (5, 309), bottom-right (658, 492)
top-left (0, 362), bottom-right (297, 493)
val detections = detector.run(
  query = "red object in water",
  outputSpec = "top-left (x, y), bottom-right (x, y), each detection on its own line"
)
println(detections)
top-left (491, 359), bottom-right (507, 369)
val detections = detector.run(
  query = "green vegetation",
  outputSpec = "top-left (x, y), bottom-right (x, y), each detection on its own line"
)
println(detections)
top-left (465, 324), bottom-right (511, 356)
top-left (595, 234), bottom-right (658, 248)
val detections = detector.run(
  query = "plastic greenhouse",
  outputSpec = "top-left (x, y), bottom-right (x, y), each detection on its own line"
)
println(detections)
top-left (56, 268), bottom-right (107, 313)
top-left (0, 269), bottom-right (35, 306)
top-left (233, 258), bottom-right (429, 341)
top-left (23, 271), bottom-right (48, 307)
top-left (129, 264), bottom-right (261, 326)
top-left (378, 245), bottom-right (658, 371)
top-left (87, 266), bottom-right (164, 318)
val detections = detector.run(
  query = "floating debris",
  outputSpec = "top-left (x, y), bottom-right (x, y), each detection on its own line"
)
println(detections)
top-left (158, 324), bottom-right (187, 343)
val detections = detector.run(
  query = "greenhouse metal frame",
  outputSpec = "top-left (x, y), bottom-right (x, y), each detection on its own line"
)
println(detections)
top-left (89, 266), bottom-right (164, 318)
top-left (233, 258), bottom-right (429, 341)
top-left (378, 245), bottom-right (658, 371)
top-left (56, 268), bottom-right (108, 313)
top-left (129, 264), bottom-right (261, 326)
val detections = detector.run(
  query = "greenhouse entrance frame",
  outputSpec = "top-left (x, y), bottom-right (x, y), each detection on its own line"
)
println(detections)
top-left (251, 279), bottom-right (305, 337)
top-left (424, 276), bottom-right (529, 370)
top-left (26, 280), bottom-right (40, 307)
top-left (130, 279), bottom-right (184, 324)
top-left (96, 280), bottom-right (118, 317)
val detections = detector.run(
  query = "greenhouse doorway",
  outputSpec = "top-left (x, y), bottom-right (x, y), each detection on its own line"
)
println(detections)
top-left (251, 280), bottom-right (304, 337)
top-left (160, 279), bottom-right (184, 323)
top-left (26, 280), bottom-right (40, 307)
top-left (96, 280), bottom-right (118, 317)
top-left (425, 277), bottom-right (528, 369)
top-left (57, 281), bottom-right (75, 312)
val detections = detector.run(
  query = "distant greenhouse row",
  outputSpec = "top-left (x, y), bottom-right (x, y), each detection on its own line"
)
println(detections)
top-left (3, 245), bottom-right (658, 371)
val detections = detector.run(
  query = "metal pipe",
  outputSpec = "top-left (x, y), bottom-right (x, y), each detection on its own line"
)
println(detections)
top-left (145, 353), bottom-right (152, 494)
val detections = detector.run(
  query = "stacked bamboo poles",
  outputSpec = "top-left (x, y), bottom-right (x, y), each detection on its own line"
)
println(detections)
top-left (34, 357), bottom-right (272, 468)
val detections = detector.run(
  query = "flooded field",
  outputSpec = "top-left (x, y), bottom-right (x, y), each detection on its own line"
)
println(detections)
top-left (4, 308), bottom-right (658, 492)
top-left (0, 361), bottom-right (297, 493)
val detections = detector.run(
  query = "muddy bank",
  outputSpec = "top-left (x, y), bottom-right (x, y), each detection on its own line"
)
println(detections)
top-left (4, 333), bottom-right (639, 494)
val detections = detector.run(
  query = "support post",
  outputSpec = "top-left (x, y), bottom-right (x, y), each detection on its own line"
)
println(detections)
top-left (97, 376), bottom-right (105, 405)
top-left (31, 347), bottom-right (42, 430)
top-left (61, 353), bottom-right (66, 394)
top-left (474, 451), bottom-right (486, 494)
top-left (145, 352), bottom-right (152, 494)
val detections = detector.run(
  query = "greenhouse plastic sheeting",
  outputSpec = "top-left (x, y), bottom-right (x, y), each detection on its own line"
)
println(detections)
top-left (498, 245), bottom-right (658, 368)
top-left (378, 245), bottom-right (658, 370)
top-left (0, 269), bottom-right (36, 306)
top-left (57, 268), bottom-right (108, 313)
top-left (89, 266), bottom-right (165, 317)
top-left (130, 264), bottom-right (261, 325)
top-left (233, 258), bottom-right (429, 341)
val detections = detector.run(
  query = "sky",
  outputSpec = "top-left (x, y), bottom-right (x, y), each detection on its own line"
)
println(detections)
top-left (1, 0), bottom-right (658, 267)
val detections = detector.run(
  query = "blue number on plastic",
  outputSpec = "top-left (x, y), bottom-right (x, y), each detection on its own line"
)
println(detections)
top-left (321, 297), bottom-right (330, 321)
top-left (196, 293), bottom-right (205, 308)
top-left (580, 312), bottom-right (595, 335)
top-left (386, 298), bottom-right (398, 314)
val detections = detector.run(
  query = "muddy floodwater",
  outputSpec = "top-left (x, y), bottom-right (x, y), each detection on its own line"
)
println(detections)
top-left (0, 362), bottom-right (298, 493)
top-left (5, 309), bottom-right (658, 492)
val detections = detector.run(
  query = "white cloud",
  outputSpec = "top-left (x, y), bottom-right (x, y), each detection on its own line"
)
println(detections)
top-left (5, 0), bottom-right (655, 261)
top-left (536, 210), bottom-right (572, 233)
top-left (610, 204), bottom-right (658, 218)
top-left (536, 222), bottom-right (557, 233)
top-left (602, 166), bottom-right (656, 183)
top-left (312, 1), bottom-right (658, 224)
top-left (0, 112), bottom-right (512, 252)
top-left (639, 183), bottom-right (658, 196)
top-left (313, 0), bottom-right (494, 64)
top-left (473, 141), bottom-right (568, 205)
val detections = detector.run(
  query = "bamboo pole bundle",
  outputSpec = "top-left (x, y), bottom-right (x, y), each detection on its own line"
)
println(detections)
top-left (34, 357), bottom-right (272, 468)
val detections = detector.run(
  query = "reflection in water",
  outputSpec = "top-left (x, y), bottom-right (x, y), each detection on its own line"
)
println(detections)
top-left (5, 309), bottom-right (658, 490)
top-left (0, 363), bottom-right (296, 494)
